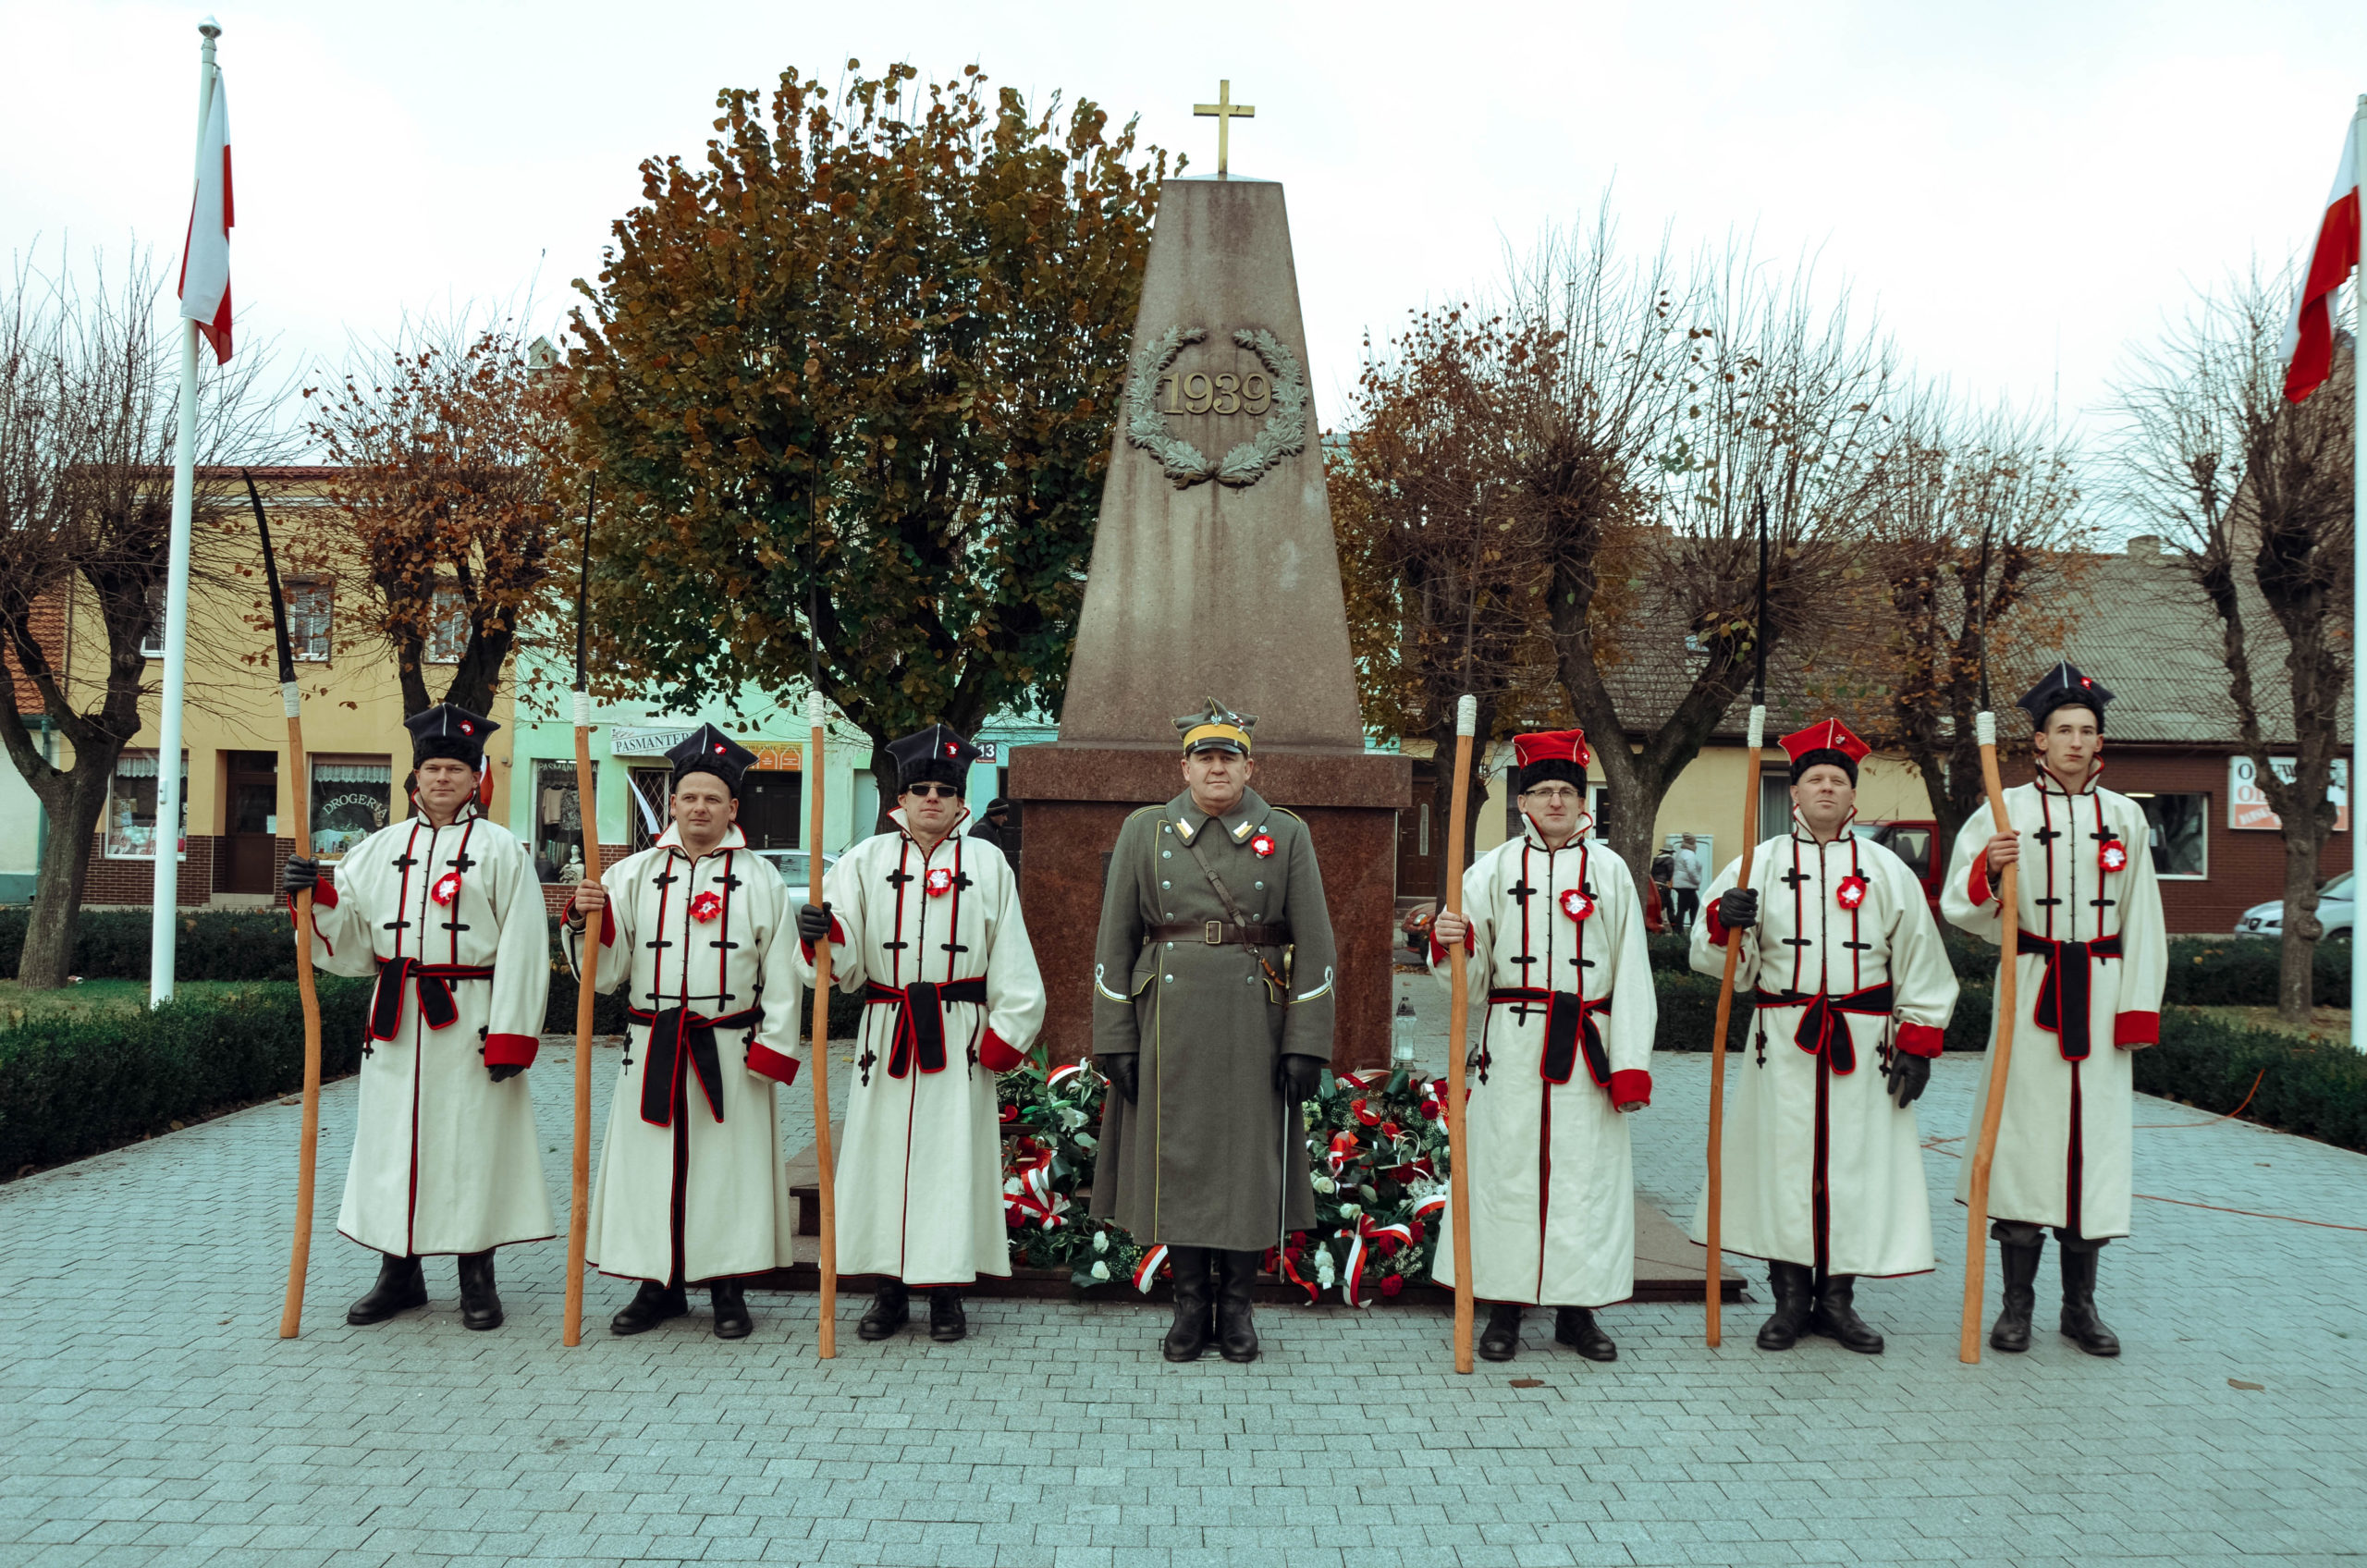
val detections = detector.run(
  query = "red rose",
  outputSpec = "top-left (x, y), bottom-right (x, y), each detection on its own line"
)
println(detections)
top-left (1380, 1274), bottom-right (1404, 1299)
top-left (1409, 1220), bottom-right (1426, 1243)
top-left (1418, 1101), bottom-right (1441, 1121)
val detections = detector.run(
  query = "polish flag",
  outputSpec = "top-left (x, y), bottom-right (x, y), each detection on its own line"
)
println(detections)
top-left (2280, 123), bottom-right (2358, 405)
top-left (178, 74), bottom-right (233, 363)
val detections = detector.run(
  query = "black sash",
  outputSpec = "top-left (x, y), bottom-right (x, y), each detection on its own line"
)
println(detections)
top-left (368, 958), bottom-right (494, 1042)
top-left (2017, 931), bottom-right (2124, 1060)
top-left (865, 977), bottom-right (989, 1078)
top-left (1487, 987), bottom-right (1613, 1087)
top-left (627, 1004), bottom-right (762, 1126)
top-left (1753, 982), bottom-right (1895, 1075)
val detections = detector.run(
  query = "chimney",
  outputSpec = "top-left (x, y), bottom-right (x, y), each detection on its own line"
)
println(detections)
top-left (2126, 534), bottom-right (2161, 557)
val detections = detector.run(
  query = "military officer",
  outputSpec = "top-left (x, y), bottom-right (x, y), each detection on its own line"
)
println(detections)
top-left (1942, 665), bottom-right (2166, 1356)
top-left (283, 704), bottom-right (554, 1330)
top-left (1689, 718), bottom-right (1960, 1354)
top-left (1089, 699), bottom-right (1338, 1364)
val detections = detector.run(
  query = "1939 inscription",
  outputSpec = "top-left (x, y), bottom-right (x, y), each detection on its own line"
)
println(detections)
top-left (1156, 371), bottom-right (1274, 417)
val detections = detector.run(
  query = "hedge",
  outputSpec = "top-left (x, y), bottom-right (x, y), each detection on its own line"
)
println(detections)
top-left (2137, 1008), bottom-right (2367, 1154)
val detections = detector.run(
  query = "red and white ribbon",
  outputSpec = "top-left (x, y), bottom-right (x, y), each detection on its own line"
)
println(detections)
top-left (1132, 1243), bottom-right (1168, 1292)
top-left (1341, 1217), bottom-right (1415, 1307)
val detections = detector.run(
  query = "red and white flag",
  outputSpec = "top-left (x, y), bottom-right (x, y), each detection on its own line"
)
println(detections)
top-left (2279, 121), bottom-right (2358, 405)
top-left (178, 73), bottom-right (233, 363)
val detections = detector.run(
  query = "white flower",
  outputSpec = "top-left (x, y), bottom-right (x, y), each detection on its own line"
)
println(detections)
top-left (1089, 1259), bottom-right (1110, 1280)
top-left (1313, 1176), bottom-right (1337, 1194)
top-left (1337, 1203), bottom-right (1362, 1219)
top-left (1093, 1231), bottom-right (1110, 1254)
top-left (1316, 1255), bottom-right (1336, 1285)
top-left (1003, 1178), bottom-right (1023, 1195)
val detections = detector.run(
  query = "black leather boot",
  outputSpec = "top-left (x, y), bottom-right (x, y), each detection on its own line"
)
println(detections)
top-left (710, 1280), bottom-right (752, 1340)
top-left (858, 1280), bottom-right (910, 1341)
top-left (348, 1253), bottom-right (427, 1326)
top-left (928, 1288), bottom-right (967, 1343)
top-left (1215, 1250), bottom-right (1260, 1363)
top-left (455, 1250), bottom-right (502, 1330)
top-left (1990, 1238), bottom-right (2042, 1353)
top-left (1756, 1261), bottom-right (1814, 1351)
top-left (1161, 1247), bottom-right (1213, 1362)
top-left (609, 1280), bottom-right (688, 1335)
top-left (1478, 1302), bottom-right (1524, 1362)
top-left (2057, 1246), bottom-right (2121, 1357)
top-left (1553, 1306), bottom-right (1617, 1360)
top-left (1808, 1274), bottom-right (1884, 1354)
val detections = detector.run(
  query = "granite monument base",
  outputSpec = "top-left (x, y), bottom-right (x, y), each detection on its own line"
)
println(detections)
top-left (1010, 740), bottom-right (1409, 1070)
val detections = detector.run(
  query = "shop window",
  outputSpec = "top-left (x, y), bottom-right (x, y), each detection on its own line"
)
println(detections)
top-left (628, 768), bottom-right (669, 854)
top-left (533, 762), bottom-right (584, 884)
top-left (104, 750), bottom-right (187, 859)
top-left (310, 758), bottom-right (391, 860)
top-left (2135, 792), bottom-right (2208, 878)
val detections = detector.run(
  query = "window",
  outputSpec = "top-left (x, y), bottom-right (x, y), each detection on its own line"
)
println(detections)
top-left (627, 768), bottom-right (669, 854)
top-left (424, 584), bottom-right (468, 665)
top-left (2134, 791), bottom-right (2208, 878)
top-left (533, 763), bottom-right (583, 884)
top-left (288, 577), bottom-right (331, 661)
top-left (1759, 770), bottom-right (1792, 841)
top-left (140, 584), bottom-right (166, 658)
top-left (310, 757), bottom-right (391, 859)
top-left (104, 750), bottom-right (188, 859)
top-left (1884, 827), bottom-right (1934, 881)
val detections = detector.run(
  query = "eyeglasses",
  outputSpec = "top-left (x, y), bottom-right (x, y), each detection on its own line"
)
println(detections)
top-left (1520, 787), bottom-right (1584, 804)
top-left (904, 783), bottom-right (962, 800)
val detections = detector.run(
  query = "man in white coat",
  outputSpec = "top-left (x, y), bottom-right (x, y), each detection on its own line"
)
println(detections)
top-left (1688, 718), bottom-right (1959, 1354)
top-left (564, 726), bottom-right (804, 1340)
top-left (1942, 665), bottom-right (2166, 1357)
top-left (282, 704), bottom-right (553, 1331)
top-left (796, 723), bottom-right (1045, 1344)
top-left (1428, 729), bottom-right (1656, 1364)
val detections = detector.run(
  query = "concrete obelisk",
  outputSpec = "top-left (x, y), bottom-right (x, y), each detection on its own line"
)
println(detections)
top-left (1012, 167), bottom-right (1409, 1067)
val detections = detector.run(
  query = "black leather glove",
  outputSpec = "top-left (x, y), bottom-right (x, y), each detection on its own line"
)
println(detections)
top-left (282, 854), bottom-right (322, 899)
top-left (488, 1062), bottom-right (524, 1084)
top-left (1886, 1049), bottom-right (1931, 1109)
top-left (1276, 1053), bottom-right (1326, 1104)
top-left (1717, 888), bottom-right (1759, 931)
top-left (1097, 1054), bottom-right (1139, 1105)
top-left (796, 902), bottom-right (833, 944)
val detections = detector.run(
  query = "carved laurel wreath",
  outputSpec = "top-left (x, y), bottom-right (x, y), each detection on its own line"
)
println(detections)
top-left (1124, 325), bottom-right (1310, 490)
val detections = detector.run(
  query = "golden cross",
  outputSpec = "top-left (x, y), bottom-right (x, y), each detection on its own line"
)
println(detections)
top-left (1194, 79), bottom-right (1255, 178)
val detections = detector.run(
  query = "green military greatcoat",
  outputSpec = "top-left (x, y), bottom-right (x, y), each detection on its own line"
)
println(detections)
top-left (1089, 787), bottom-right (1334, 1251)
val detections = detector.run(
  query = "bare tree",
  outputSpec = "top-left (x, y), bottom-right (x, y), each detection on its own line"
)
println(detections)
top-left (2116, 266), bottom-right (2353, 1023)
top-left (1828, 389), bottom-right (2091, 851)
top-left (0, 249), bottom-right (284, 987)
top-left (1524, 220), bottom-right (1894, 893)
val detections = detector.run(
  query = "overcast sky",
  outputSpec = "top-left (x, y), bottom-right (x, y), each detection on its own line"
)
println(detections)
top-left (6, 0), bottom-right (2365, 460)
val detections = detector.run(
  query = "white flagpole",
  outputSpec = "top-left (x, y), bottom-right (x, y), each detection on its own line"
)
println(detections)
top-left (2351, 94), bottom-right (2365, 1054)
top-left (151, 18), bottom-right (221, 1009)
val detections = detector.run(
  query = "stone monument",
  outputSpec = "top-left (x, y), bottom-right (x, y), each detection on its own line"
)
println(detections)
top-left (1012, 96), bottom-right (1409, 1067)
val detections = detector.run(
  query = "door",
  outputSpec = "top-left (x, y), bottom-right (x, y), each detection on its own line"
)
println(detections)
top-left (740, 769), bottom-right (804, 851)
top-left (220, 750), bottom-right (278, 894)
top-left (1395, 759), bottom-right (1441, 900)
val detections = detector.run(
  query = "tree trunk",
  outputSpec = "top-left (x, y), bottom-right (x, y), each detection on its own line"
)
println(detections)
top-left (17, 762), bottom-right (117, 990)
top-left (2277, 830), bottom-right (2323, 1022)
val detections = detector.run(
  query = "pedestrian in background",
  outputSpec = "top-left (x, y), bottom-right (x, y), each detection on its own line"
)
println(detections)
top-left (1670, 833), bottom-right (1704, 934)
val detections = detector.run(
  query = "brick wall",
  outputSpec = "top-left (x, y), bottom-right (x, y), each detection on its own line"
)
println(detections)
top-left (538, 845), bottom-right (630, 918)
top-left (80, 835), bottom-right (217, 908)
top-left (2107, 747), bottom-right (2352, 933)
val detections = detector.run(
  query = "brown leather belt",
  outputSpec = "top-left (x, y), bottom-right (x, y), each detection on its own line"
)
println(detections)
top-left (1149, 920), bottom-right (1292, 947)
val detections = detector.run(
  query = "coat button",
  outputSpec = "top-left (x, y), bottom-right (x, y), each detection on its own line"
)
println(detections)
top-left (1164, 974), bottom-right (1173, 984)
top-left (1160, 879), bottom-right (1171, 889)
top-left (1165, 942), bottom-right (1174, 949)
top-left (1162, 850), bottom-right (1171, 859)
top-left (1255, 881), bottom-right (1264, 890)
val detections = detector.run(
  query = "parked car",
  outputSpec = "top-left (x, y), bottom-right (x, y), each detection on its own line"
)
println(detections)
top-left (2235, 871), bottom-right (2354, 938)
top-left (752, 848), bottom-right (840, 888)
top-left (1851, 819), bottom-right (1943, 913)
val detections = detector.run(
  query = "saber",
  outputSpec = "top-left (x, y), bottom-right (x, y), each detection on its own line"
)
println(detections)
top-left (1960, 528), bottom-right (2023, 1364)
top-left (256, 472), bottom-right (326, 1341)
top-left (562, 479), bottom-right (601, 1348)
top-left (1702, 491), bottom-right (1771, 1347)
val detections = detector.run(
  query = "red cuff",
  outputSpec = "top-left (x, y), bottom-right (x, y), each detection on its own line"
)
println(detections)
top-left (800, 913), bottom-right (849, 964)
top-left (746, 1042), bottom-right (802, 1085)
top-left (286, 876), bottom-right (337, 918)
top-left (484, 1033), bottom-right (539, 1069)
top-left (566, 895), bottom-right (616, 948)
top-left (1609, 1069), bottom-right (1651, 1109)
top-left (977, 1028), bottom-right (1026, 1073)
top-left (2113, 1011), bottom-right (2159, 1048)
top-left (1704, 901), bottom-right (1731, 948)
top-left (1428, 924), bottom-right (1475, 965)
top-left (1967, 854), bottom-right (1994, 908)
top-left (1895, 1022), bottom-right (1945, 1059)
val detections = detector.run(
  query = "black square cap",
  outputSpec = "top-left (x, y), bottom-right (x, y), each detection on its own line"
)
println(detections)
top-left (667, 723), bottom-right (757, 796)
top-left (887, 723), bottom-right (979, 792)
top-left (405, 704), bottom-right (498, 768)
top-left (2019, 661), bottom-right (2115, 731)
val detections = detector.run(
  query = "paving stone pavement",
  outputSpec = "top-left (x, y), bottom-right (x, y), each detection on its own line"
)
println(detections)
top-left (4, 1022), bottom-right (2364, 1568)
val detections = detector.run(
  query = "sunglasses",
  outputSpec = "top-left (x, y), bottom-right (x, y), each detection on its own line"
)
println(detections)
top-left (903, 783), bottom-right (963, 800)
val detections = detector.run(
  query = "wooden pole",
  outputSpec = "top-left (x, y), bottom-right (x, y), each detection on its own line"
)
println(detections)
top-left (1442, 695), bottom-right (1478, 1375)
top-left (1702, 707), bottom-right (1764, 1347)
top-left (1959, 710), bottom-right (2022, 1364)
top-left (805, 691), bottom-right (839, 1359)
top-left (276, 699), bottom-right (324, 1338)
top-left (563, 700), bottom-right (602, 1347)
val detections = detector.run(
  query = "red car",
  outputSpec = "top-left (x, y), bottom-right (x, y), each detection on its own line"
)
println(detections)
top-left (1852, 819), bottom-right (1943, 913)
